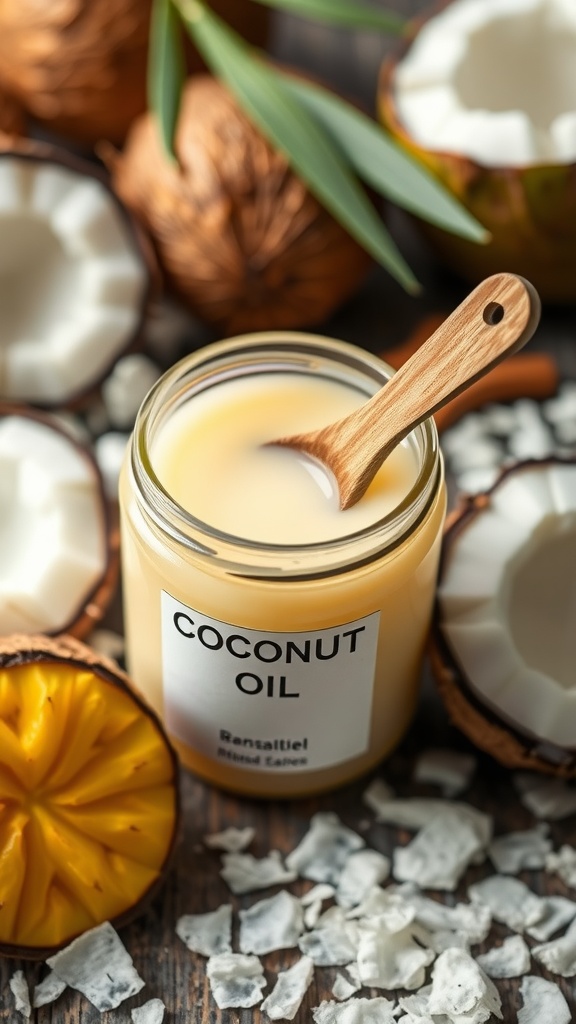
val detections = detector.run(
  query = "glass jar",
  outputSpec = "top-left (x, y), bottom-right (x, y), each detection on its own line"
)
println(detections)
top-left (119, 332), bottom-right (446, 798)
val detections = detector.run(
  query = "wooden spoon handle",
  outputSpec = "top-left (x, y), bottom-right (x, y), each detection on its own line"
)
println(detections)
top-left (337, 273), bottom-right (541, 507)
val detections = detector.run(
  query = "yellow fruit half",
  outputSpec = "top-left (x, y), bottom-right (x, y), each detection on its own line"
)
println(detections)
top-left (0, 634), bottom-right (179, 958)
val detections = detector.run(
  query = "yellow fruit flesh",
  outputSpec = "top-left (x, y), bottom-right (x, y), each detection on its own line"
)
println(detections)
top-left (0, 661), bottom-right (177, 951)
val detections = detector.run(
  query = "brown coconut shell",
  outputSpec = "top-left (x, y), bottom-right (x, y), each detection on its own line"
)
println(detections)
top-left (0, 404), bottom-right (120, 640)
top-left (0, 0), bottom-right (269, 146)
top-left (0, 631), bottom-right (180, 959)
top-left (430, 459), bottom-right (576, 778)
top-left (111, 75), bottom-right (372, 334)
top-left (378, 3), bottom-right (576, 304)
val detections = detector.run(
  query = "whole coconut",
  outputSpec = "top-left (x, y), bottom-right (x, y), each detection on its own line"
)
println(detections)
top-left (112, 75), bottom-right (372, 334)
top-left (0, 0), bottom-right (269, 145)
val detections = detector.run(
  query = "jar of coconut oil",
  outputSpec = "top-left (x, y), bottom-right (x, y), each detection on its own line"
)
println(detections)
top-left (119, 332), bottom-right (446, 797)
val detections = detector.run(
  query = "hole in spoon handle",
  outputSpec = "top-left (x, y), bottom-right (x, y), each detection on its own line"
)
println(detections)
top-left (483, 301), bottom-right (505, 325)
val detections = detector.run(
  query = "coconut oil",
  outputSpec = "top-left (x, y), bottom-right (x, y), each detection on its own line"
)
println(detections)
top-left (119, 332), bottom-right (446, 797)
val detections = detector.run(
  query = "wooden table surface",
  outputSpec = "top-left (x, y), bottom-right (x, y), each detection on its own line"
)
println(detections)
top-left (3, 2), bottom-right (576, 1022)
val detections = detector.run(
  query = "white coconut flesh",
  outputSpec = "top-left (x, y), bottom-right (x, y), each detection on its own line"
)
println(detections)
top-left (438, 462), bottom-right (576, 750)
top-left (0, 157), bottom-right (147, 405)
top-left (394, 0), bottom-right (576, 166)
top-left (0, 414), bottom-right (107, 633)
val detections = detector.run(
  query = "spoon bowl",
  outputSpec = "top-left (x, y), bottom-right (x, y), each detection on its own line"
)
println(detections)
top-left (273, 273), bottom-right (541, 509)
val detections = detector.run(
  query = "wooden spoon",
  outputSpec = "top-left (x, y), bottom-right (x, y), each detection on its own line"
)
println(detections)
top-left (274, 273), bottom-right (541, 510)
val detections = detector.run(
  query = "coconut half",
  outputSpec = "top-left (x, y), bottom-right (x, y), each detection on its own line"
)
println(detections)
top-left (0, 147), bottom-right (149, 406)
top-left (0, 406), bottom-right (118, 638)
top-left (432, 458), bottom-right (576, 774)
top-left (379, 0), bottom-right (576, 301)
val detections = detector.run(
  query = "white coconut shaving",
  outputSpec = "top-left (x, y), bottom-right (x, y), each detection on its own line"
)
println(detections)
top-left (131, 998), bottom-right (166, 1024)
top-left (347, 887), bottom-right (417, 934)
top-left (9, 970), bottom-right (31, 1019)
top-left (513, 774), bottom-right (576, 820)
top-left (335, 849), bottom-right (390, 908)
top-left (428, 948), bottom-right (503, 1023)
top-left (518, 974), bottom-right (571, 1024)
top-left (260, 955), bottom-right (314, 1020)
top-left (332, 972), bottom-right (361, 1000)
top-left (32, 971), bottom-right (67, 1009)
top-left (312, 996), bottom-right (397, 1023)
top-left (468, 875), bottom-right (543, 932)
top-left (532, 914), bottom-right (576, 976)
top-left (362, 777), bottom-right (396, 815)
top-left (487, 823), bottom-right (552, 873)
top-left (176, 903), bottom-right (232, 956)
top-left (206, 952), bottom-right (266, 1009)
top-left (525, 895), bottom-right (576, 941)
top-left (363, 794), bottom-right (492, 846)
top-left (476, 934), bottom-right (531, 978)
top-left (204, 826), bottom-right (255, 852)
top-left (393, 810), bottom-right (485, 890)
top-left (395, 885), bottom-right (492, 945)
top-left (301, 883), bottom-right (336, 928)
top-left (220, 849), bottom-right (296, 894)
top-left (413, 747), bottom-right (477, 797)
top-left (45, 921), bottom-right (145, 1012)
top-left (299, 908), bottom-right (360, 966)
top-left (285, 812), bottom-right (365, 884)
top-left (356, 917), bottom-right (435, 990)
top-left (546, 843), bottom-right (576, 888)
top-left (239, 890), bottom-right (304, 954)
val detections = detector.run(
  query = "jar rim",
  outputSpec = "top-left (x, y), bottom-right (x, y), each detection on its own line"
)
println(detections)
top-left (129, 332), bottom-right (443, 578)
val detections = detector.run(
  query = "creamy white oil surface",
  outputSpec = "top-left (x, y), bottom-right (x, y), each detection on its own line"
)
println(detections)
top-left (151, 372), bottom-right (419, 545)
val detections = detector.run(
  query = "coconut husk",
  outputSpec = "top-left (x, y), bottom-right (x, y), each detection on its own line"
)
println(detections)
top-left (112, 75), bottom-right (372, 333)
top-left (0, 0), bottom-right (269, 146)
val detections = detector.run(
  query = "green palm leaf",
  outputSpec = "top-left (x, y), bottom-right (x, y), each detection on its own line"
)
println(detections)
top-left (278, 74), bottom-right (489, 243)
top-left (176, 0), bottom-right (419, 292)
top-left (246, 0), bottom-right (405, 33)
top-left (148, 0), bottom-right (186, 160)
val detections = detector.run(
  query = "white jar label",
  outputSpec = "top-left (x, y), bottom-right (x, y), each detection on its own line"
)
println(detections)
top-left (161, 591), bottom-right (379, 773)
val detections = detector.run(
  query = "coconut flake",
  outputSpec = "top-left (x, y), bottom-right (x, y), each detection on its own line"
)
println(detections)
top-left (302, 883), bottom-right (336, 928)
top-left (220, 849), bottom-right (296, 894)
top-left (525, 895), bottom-right (576, 941)
top-left (239, 890), bottom-right (304, 954)
top-left (312, 996), bottom-right (397, 1023)
top-left (412, 747), bottom-right (476, 796)
top-left (299, 908), bottom-right (359, 966)
top-left (204, 826), bottom-right (255, 852)
top-left (332, 972), bottom-right (361, 1000)
top-left (32, 971), bottom-right (68, 1009)
top-left (131, 999), bottom-right (166, 1024)
top-left (347, 887), bottom-right (417, 934)
top-left (260, 955), bottom-right (314, 1020)
top-left (393, 810), bottom-right (485, 890)
top-left (476, 934), bottom-right (531, 978)
top-left (396, 886), bottom-right (492, 945)
top-left (532, 914), bottom-right (576, 976)
top-left (518, 974), bottom-right (571, 1024)
top-left (285, 812), bottom-right (365, 885)
top-left (546, 844), bottom-right (576, 888)
top-left (46, 921), bottom-right (145, 1012)
top-left (364, 796), bottom-right (492, 846)
top-left (428, 948), bottom-right (502, 1023)
top-left (356, 918), bottom-right (435, 990)
top-left (362, 778), bottom-right (396, 816)
top-left (514, 774), bottom-right (576, 820)
top-left (176, 904), bottom-right (233, 956)
top-left (468, 875), bottom-right (543, 932)
top-left (206, 952), bottom-right (266, 1009)
top-left (10, 970), bottom-right (31, 1019)
top-left (488, 824), bottom-right (552, 873)
top-left (335, 849), bottom-right (390, 908)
